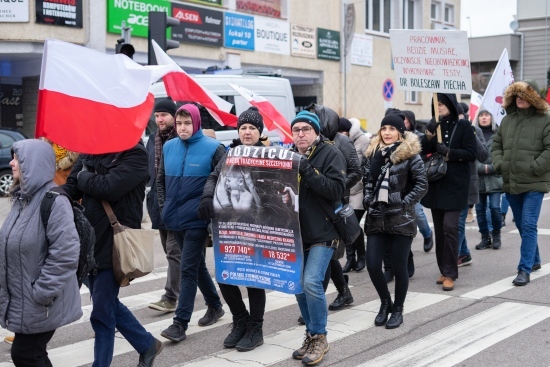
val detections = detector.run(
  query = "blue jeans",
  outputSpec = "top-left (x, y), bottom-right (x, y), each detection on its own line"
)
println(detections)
top-left (88, 269), bottom-right (153, 367)
top-left (476, 193), bottom-right (502, 233)
top-left (506, 192), bottom-right (544, 274)
top-left (501, 194), bottom-right (509, 214)
top-left (458, 206), bottom-right (470, 257)
top-left (295, 245), bottom-right (334, 336)
top-left (173, 228), bottom-right (222, 327)
top-left (415, 203), bottom-right (432, 238)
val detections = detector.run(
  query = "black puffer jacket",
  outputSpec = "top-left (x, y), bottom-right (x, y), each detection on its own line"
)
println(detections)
top-left (334, 133), bottom-right (361, 201)
top-left (362, 132), bottom-right (427, 236)
top-left (63, 143), bottom-right (149, 269)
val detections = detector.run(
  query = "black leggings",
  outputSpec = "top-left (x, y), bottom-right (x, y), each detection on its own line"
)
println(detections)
top-left (12, 330), bottom-right (56, 367)
top-left (366, 233), bottom-right (412, 308)
top-left (218, 283), bottom-right (266, 322)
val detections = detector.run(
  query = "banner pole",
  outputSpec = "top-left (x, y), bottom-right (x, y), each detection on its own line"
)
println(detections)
top-left (433, 93), bottom-right (442, 143)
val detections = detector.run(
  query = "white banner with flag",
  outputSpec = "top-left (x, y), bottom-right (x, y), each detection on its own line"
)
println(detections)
top-left (479, 49), bottom-right (514, 126)
top-left (469, 90), bottom-right (483, 122)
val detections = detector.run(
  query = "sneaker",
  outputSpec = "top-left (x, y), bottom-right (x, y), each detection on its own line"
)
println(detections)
top-left (302, 333), bottom-right (330, 366)
top-left (4, 335), bottom-right (14, 344)
top-left (138, 338), bottom-right (164, 367)
top-left (148, 300), bottom-right (176, 313)
top-left (436, 275), bottom-right (445, 284)
top-left (292, 333), bottom-right (312, 360)
top-left (442, 277), bottom-right (454, 291)
top-left (160, 322), bottom-right (186, 342)
top-left (223, 316), bottom-right (249, 348)
top-left (198, 306), bottom-right (225, 326)
top-left (457, 254), bottom-right (473, 267)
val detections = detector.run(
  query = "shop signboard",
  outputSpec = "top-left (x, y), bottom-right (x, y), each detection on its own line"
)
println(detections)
top-left (171, 3), bottom-right (223, 47)
top-left (36, 0), bottom-right (82, 28)
top-left (224, 12), bottom-right (254, 51)
top-left (185, 0), bottom-right (222, 6)
top-left (254, 16), bottom-right (289, 55)
top-left (107, 0), bottom-right (170, 38)
top-left (236, 0), bottom-right (281, 18)
top-left (290, 24), bottom-right (315, 58)
top-left (0, 84), bottom-right (23, 128)
top-left (0, 0), bottom-right (29, 22)
top-left (317, 28), bottom-right (340, 61)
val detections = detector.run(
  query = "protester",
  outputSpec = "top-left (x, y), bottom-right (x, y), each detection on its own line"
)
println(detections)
top-left (63, 140), bottom-right (163, 367)
top-left (198, 107), bottom-right (267, 352)
top-left (421, 93), bottom-right (476, 291)
top-left (146, 98), bottom-right (181, 313)
top-left (0, 139), bottom-right (82, 366)
top-left (287, 110), bottom-right (345, 366)
top-left (157, 104), bottom-right (226, 342)
top-left (341, 117), bottom-right (370, 273)
top-left (474, 109), bottom-right (503, 250)
top-left (363, 114), bottom-right (427, 329)
top-left (492, 81), bottom-right (550, 286)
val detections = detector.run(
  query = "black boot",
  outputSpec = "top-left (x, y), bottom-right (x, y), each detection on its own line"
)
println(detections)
top-left (423, 232), bottom-right (434, 252)
top-left (342, 255), bottom-right (356, 273)
top-left (235, 319), bottom-right (264, 351)
top-left (374, 299), bottom-right (393, 326)
top-left (355, 254), bottom-right (366, 272)
top-left (386, 306), bottom-right (404, 329)
top-left (224, 315), bottom-right (249, 348)
top-left (328, 285), bottom-right (354, 310)
top-left (475, 231), bottom-right (492, 250)
top-left (492, 230), bottom-right (501, 249)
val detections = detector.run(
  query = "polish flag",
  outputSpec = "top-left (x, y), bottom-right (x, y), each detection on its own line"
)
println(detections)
top-left (469, 90), bottom-right (483, 122)
top-left (150, 41), bottom-right (238, 127)
top-left (479, 49), bottom-right (514, 126)
top-left (228, 83), bottom-right (293, 144)
top-left (36, 39), bottom-right (155, 154)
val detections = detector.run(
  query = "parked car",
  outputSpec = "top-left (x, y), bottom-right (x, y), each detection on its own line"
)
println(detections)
top-left (0, 128), bottom-right (28, 196)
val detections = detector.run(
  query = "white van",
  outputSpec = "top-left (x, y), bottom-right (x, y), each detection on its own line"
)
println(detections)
top-left (147, 74), bottom-right (296, 146)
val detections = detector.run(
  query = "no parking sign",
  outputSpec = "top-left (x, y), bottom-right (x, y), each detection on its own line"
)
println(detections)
top-left (383, 79), bottom-right (394, 101)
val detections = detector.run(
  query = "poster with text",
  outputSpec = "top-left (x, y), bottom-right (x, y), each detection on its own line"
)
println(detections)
top-left (212, 145), bottom-right (303, 294)
top-left (390, 29), bottom-right (472, 94)
top-left (224, 12), bottom-right (254, 50)
top-left (236, 0), bottom-right (281, 18)
top-left (351, 34), bottom-right (373, 67)
top-left (291, 24), bottom-right (315, 58)
top-left (171, 3), bottom-right (223, 47)
top-left (254, 16), bottom-right (290, 55)
top-left (107, 0), bottom-right (170, 38)
top-left (36, 0), bottom-right (82, 28)
top-left (317, 28), bottom-right (340, 61)
top-left (0, 0), bottom-right (29, 22)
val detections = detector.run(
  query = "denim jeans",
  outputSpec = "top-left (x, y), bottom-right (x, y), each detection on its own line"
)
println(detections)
top-left (415, 203), bottom-right (432, 238)
top-left (295, 245), bottom-right (334, 336)
top-left (88, 269), bottom-right (154, 367)
top-left (506, 192), bottom-right (544, 274)
top-left (173, 228), bottom-right (222, 327)
top-left (458, 206), bottom-right (470, 257)
top-left (501, 194), bottom-right (509, 214)
top-left (476, 193), bottom-right (502, 233)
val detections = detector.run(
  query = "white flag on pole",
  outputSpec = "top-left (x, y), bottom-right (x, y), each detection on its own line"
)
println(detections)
top-left (479, 49), bottom-right (514, 126)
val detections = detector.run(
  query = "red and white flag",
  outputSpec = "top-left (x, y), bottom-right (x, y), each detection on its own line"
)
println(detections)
top-left (228, 83), bottom-right (293, 144)
top-left (469, 90), bottom-right (483, 122)
top-left (37, 39), bottom-right (155, 154)
top-left (150, 40), bottom-right (238, 127)
top-left (479, 49), bottom-right (514, 126)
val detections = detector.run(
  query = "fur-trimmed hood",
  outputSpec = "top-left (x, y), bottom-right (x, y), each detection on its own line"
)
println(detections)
top-left (503, 81), bottom-right (550, 114)
top-left (365, 131), bottom-right (421, 165)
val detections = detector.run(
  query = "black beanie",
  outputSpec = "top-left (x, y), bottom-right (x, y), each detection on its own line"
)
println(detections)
top-left (238, 106), bottom-right (264, 134)
top-left (154, 97), bottom-right (177, 117)
top-left (380, 114), bottom-right (405, 136)
top-left (338, 117), bottom-right (352, 133)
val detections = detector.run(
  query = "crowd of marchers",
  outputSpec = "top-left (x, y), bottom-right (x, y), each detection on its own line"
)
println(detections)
top-left (0, 80), bottom-right (549, 367)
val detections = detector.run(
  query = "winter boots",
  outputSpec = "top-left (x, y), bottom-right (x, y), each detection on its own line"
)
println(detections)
top-left (475, 231), bottom-right (492, 250)
top-left (328, 274), bottom-right (353, 310)
top-left (491, 230), bottom-right (501, 250)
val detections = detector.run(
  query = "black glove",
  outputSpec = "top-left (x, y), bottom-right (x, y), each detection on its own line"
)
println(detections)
top-left (298, 155), bottom-right (312, 175)
top-left (197, 197), bottom-right (214, 220)
top-left (425, 119), bottom-right (439, 134)
top-left (436, 143), bottom-right (450, 156)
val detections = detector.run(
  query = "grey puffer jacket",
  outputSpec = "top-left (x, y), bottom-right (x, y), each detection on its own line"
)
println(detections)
top-left (0, 140), bottom-right (81, 334)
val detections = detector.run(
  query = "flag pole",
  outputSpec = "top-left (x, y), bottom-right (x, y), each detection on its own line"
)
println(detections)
top-left (433, 93), bottom-right (442, 143)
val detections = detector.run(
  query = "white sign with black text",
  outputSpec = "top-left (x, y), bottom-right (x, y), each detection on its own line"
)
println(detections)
top-left (351, 34), bottom-right (373, 67)
top-left (255, 16), bottom-right (290, 55)
top-left (0, 0), bottom-right (29, 22)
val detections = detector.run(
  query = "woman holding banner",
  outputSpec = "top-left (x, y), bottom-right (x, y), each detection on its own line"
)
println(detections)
top-left (198, 107), bottom-right (267, 352)
top-left (363, 114), bottom-right (427, 329)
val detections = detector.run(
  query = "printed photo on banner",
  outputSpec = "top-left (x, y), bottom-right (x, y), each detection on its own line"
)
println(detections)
top-left (212, 145), bottom-right (303, 294)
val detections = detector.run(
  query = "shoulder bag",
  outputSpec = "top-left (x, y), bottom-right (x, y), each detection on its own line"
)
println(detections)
top-left (425, 124), bottom-right (457, 182)
top-left (319, 199), bottom-right (361, 258)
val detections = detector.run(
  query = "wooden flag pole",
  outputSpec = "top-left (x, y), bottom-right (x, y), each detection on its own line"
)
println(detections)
top-left (433, 93), bottom-right (442, 143)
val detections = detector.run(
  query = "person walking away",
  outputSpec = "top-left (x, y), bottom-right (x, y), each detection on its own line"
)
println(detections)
top-left (157, 104), bottom-right (226, 342)
top-left (492, 81), bottom-right (550, 286)
top-left (146, 98), bottom-right (181, 313)
top-left (363, 114), bottom-right (427, 329)
top-left (421, 93), bottom-right (476, 291)
top-left (474, 109), bottom-right (503, 250)
top-left (0, 139), bottom-right (82, 367)
top-left (287, 111), bottom-right (345, 366)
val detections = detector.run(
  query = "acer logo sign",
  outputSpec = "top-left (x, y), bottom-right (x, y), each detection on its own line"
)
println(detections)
top-left (174, 8), bottom-right (202, 24)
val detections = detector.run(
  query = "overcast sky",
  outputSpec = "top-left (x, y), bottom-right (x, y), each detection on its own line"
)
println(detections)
top-left (460, 0), bottom-right (517, 37)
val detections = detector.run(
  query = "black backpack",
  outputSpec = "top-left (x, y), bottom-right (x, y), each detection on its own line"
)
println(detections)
top-left (40, 186), bottom-right (96, 288)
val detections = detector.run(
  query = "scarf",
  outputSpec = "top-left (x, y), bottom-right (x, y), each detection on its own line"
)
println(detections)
top-left (154, 125), bottom-right (177, 176)
top-left (371, 143), bottom-right (399, 204)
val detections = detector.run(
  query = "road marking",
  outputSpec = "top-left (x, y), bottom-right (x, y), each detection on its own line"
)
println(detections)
top-left (79, 269), bottom-right (168, 295)
top-left (508, 228), bottom-right (550, 235)
top-left (357, 302), bottom-right (550, 367)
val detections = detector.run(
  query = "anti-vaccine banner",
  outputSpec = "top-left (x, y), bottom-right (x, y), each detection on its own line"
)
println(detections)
top-left (212, 145), bottom-right (303, 294)
top-left (390, 30), bottom-right (472, 94)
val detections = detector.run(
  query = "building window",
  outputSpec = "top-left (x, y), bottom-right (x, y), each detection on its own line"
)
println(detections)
top-left (403, 0), bottom-right (416, 29)
top-left (366, 0), bottom-right (392, 33)
top-left (431, 1), bottom-right (440, 21)
top-left (444, 4), bottom-right (454, 24)
top-left (405, 90), bottom-right (419, 104)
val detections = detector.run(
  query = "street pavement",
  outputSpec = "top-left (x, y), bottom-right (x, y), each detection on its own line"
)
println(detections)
top-left (1, 195), bottom-right (550, 367)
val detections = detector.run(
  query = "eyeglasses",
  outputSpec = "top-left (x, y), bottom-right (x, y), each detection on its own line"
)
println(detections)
top-left (292, 126), bottom-right (313, 135)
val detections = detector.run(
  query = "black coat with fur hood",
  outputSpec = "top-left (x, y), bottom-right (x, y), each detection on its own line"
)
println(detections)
top-left (362, 132), bottom-right (427, 237)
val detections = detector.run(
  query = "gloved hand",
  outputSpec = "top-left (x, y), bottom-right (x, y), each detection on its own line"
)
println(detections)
top-left (436, 143), bottom-right (450, 156)
top-left (425, 119), bottom-right (439, 135)
top-left (298, 155), bottom-right (312, 175)
top-left (197, 197), bottom-right (215, 220)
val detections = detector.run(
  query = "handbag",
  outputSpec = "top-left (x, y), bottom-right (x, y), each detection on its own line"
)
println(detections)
top-left (102, 200), bottom-right (156, 287)
top-left (319, 199), bottom-right (361, 250)
top-left (425, 124), bottom-right (457, 182)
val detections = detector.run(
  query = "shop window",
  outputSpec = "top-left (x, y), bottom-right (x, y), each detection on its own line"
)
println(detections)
top-left (366, 0), bottom-right (392, 34)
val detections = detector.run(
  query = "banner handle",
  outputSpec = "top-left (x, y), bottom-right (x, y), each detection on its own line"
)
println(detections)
top-left (433, 93), bottom-right (442, 143)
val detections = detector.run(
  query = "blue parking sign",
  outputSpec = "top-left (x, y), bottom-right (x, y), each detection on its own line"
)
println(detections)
top-left (224, 12), bottom-right (254, 50)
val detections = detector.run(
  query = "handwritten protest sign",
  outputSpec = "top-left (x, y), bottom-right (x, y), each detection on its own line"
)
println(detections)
top-left (390, 30), bottom-right (472, 94)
